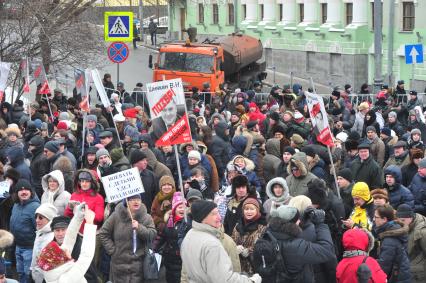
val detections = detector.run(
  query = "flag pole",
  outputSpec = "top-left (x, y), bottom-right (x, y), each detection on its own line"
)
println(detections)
top-left (309, 77), bottom-right (341, 199)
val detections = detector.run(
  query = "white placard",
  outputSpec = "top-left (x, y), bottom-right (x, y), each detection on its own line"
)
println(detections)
top-left (0, 181), bottom-right (10, 198)
top-left (101, 167), bottom-right (144, 203)
top-left (91, 69), bottom-right (111, 108)
top-left (0, 62), bottom-right (11, 91)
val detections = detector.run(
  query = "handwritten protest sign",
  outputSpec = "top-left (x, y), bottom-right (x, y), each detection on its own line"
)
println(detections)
top-left (101, 168), bottom-right (144, 203)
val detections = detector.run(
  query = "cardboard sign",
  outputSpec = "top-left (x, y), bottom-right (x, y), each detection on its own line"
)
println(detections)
top-left (101, 168), bottom-right (144, 203)
top-left (146, 79), bottom-right (192, 146)
top-left (306, 91), bottom-right (334, 147)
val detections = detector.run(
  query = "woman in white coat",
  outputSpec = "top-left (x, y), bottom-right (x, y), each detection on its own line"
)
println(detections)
top-left (41, 170), bottom-right (71, 216)
top-left (37, 204), bottom-right (96, 283)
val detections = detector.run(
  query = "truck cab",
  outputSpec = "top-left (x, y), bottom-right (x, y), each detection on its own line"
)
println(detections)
top-left (152, 42), bottom-right (225, 92)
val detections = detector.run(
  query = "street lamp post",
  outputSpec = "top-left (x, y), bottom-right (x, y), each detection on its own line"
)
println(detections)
top-left (373, 0), bottom-right (383, 92)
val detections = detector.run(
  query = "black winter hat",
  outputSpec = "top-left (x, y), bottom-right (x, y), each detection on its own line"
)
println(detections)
top-left (345, 140), bottom-right (359, 151)
top-left (301, 147), bottom-right (316, 158)
top-left (282, 146), bottom-right (296, 155)
top-left (14, 179), bottom-right (32, 192)
top-left (4, 168), bottom-right (20, 184)
top-left (396, 204), bottom-right (414, 218)
top-left (347, 131), bottom-right (361, 142)
top-left (232, 175), bottom-right (249, 191)
top-left (50, 216), bottom-right (71, 230)
top-left (246, 120), bottom-right (258, 130)
top-left (44, 140), bottom-right (60, 153)
top-left (29, 135), bottom-right (45, 147)
top-left (129, 150), bottom-right (147, 165)
top-left (357, 143), bottom-right (371, 150)
top-left (191, 200), bottom-right (217, 223)
top-left (273, 125), bottom-right (286, 136)
top-left (338, 168), bottom-right (353, 182)
top-left (86, 146), bottom-right (98, 155)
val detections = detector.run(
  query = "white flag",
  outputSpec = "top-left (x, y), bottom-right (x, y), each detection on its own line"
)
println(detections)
top-left (0, 62), bottom-right (11, 92)
top-left (91, 69), bottom-right (110, 108)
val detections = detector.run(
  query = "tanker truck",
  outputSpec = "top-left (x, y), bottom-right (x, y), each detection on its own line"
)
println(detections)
top-left (149, 33), bottom-right (267, 92)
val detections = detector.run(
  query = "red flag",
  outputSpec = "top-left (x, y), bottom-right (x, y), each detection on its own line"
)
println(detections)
top-left (0, 91), bottom-right (4, 102)
top-left (155, 116), bottom-right (192, 147)
top-left (20, 58), bottom-right (30, 93)
top-left (317, 127), bottom-right (334, 147)
top-left (79, 95), bottom-right (90, 113)
top-left (39, 81), bottom-right (50, 95)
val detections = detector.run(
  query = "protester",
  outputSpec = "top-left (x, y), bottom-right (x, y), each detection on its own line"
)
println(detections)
top-left (180, 200), bottom-right (261, 283)
top-left (40, 170), bottom-right (70, 216)
top-left (99, 194), bottom-right (156, 282)
top-left (151, 175), bottom-right (176, 229)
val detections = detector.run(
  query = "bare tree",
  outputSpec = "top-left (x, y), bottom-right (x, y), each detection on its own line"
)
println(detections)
top-left (0, 0), bottom-right (105, 98)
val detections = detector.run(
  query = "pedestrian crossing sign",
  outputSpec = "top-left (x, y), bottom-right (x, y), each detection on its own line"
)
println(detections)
top-left (104, 11), bottom-right (133, 42)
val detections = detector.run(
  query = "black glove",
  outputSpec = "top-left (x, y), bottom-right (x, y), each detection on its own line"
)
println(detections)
top-left (310, 209), bottom-right (326, 225)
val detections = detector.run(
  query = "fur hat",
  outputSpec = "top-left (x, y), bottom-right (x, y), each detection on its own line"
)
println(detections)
top-left (231, 175), bottom-right (248, 191)
top-left (290, 134), bottom-right (304, 145)
top-left (0, 229), bottom-right (14, 250)
top-left (410, 148), bottom-right (424, 160)
top-left (352, 182), bottom-right (371, 201)
top-left (358, 102), bottom-right (369, 111)
top-left (191, 200), bottom-right (217, 223)
top-left (5, 127), bottom-right (21, 138)
top-left (35, 204), bottom-right (58, 221)
top-left (370, 188), bottom-right (389, 201)
top-left (159, 175), bottom-right (175, 190)
top-left (288, 195), bottom-right (312, 214)
top-left (345, 139), bottom-right (359, 151)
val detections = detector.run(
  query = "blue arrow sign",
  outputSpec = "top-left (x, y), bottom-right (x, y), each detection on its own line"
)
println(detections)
top-left (405, 44), bottom-right (423, 64)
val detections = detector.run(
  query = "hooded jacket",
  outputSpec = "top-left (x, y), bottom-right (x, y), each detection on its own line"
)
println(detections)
top-left (263, 177), bottom-right (291, 216)
top-left (383, 165), bottom-right (414, 210)
top-left (181, 221), bottom-right (253, 283)
top-left (375, 221), bottom-right (412, 283)
top-left (41, 170), bottom-right (71, 216)
top-left (229, 155), bottom-right (261, 192)
top-left (263, 138), bottom-right (282, 183)
top-left (10, 195), bottom-right (40, 248)
top-left (99, 202), bottom-right (156, 283)
top-left (141, 148), bottom-right (173, 180)
top-left (286, 152), bottom-right (318, 196)
top-left (7, 147), bottom-right (31, 182)
top-left (336, 229), bottom-right (387, 283)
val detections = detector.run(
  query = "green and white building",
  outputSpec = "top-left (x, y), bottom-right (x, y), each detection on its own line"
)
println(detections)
top-left (168, 0), bottom-right (426, 92)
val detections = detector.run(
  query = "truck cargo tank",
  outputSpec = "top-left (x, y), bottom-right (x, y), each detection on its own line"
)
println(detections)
top-left (216, 34), bottom-right (263, 75)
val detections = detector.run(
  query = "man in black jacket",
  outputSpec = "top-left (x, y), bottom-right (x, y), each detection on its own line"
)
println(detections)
top-left (130, 150), bottom-right (158, 213)
top-left (28, 136), bottom-right (49, 198)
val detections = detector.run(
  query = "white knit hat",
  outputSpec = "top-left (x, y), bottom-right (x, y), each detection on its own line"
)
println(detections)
top-left (187, 150), bottom-right (201, 161)
top-left (35, 204), bottom-right (58, 221)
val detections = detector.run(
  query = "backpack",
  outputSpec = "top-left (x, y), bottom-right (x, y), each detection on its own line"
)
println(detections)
top-left (356, 256), bottom-right (372, 283)
top-left (252, 230), bottom-right (299, 283)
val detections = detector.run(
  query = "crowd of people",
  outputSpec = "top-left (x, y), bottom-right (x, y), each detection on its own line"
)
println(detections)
top-left (0, 76), bottom-right (425, 283)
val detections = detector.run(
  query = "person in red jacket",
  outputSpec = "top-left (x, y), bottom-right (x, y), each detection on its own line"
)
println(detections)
top-left (64, 169), bottom-right (104, 234)
top-left (336, 228), bottom-right (387, 283)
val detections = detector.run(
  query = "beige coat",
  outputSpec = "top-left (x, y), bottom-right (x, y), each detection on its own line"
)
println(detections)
top-left (181, 221), bottom-right (253, 283)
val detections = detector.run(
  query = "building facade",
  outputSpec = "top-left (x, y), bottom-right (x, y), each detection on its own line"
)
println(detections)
top-left (168, 0), bottom-right (426, 92)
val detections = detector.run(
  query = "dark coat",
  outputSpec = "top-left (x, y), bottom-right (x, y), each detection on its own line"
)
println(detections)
top-left (375, 221), bottom-right (412, 283)
top-left (340, 183), bottom-right (355, 218)
top-left (153, 212), bottom-right (184, 283)
top-left (409, 173), bottom-right (426, 215)
top-left (11, 105), bottom-right (25, 124)
top-left (206, 135), bottom-right (230, 178)
top-left (7, 147), bottom-right (31, 182)
top-left (29, 144), bottom-right (50, 198)
top-left (350, 155), bottom-right (382, 189)
top-left (258, 220), bottom-right (336, 283)
top-left (99, 202), bottom-right (156, 283)
top-left (401, 163), bottom-right (418, 187)
top-left (384, 165), bottom-right (415, 210)
top-left (139, 168), bottom-right (158, 214)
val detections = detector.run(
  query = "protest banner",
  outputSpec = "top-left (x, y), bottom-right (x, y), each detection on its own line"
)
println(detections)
top-left (146, 78), bottom-right (192, 147)
top-left (32, 61), bottom-right (50, 95)
top-left (305, 91), bottom-right (334, 147)
top-left (0, 62), bottom-right (11, 101)
top-left (91, 69), bottom-right (111, 108)
top-left (101, 167), bottom-right (144, 203)
top-left (75, 68), bottom-right (90, 112)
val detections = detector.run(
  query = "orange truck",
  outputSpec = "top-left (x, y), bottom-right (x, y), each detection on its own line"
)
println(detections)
top-left (150, 33), bottom-right (267, 92)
